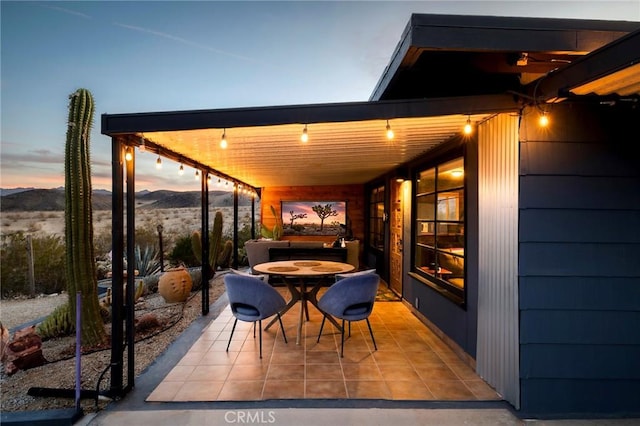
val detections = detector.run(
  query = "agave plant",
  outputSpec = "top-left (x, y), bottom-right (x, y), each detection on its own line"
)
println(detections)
top-left (134, 245), bottom-right (161, 276)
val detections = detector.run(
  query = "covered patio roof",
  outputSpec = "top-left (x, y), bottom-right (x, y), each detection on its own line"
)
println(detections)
top-left (101, 94), bottom-right (518, 189)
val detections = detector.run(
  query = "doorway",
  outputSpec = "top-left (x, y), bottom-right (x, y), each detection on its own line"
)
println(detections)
top-left (389, 179), bottom-right (404, 295)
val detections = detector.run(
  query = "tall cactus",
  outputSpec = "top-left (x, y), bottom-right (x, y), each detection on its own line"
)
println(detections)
top-left (63, 88), bottom-right (106, 346)
top-left (191, 211), bottom-right (223, 276)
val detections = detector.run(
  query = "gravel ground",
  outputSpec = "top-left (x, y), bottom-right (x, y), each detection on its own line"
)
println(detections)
top-left (0, 274), bottom-right (226, 414)
top-left (1, 292), bottom-right (69, 331)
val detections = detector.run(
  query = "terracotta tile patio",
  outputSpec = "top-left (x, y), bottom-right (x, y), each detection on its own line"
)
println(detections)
top-left (147, 287), bottom-right (500, 402)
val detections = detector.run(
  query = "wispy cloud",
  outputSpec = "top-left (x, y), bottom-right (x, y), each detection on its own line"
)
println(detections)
top-left (41, 4), bottom-right (92, 20)
top-left (1, 150), bottom-right (63, 165)
top-left (113, 22), bottom-right (267, 66)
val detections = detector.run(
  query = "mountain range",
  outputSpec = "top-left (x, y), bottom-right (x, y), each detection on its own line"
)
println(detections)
top-left (0, 188), bottom-right (253, 212)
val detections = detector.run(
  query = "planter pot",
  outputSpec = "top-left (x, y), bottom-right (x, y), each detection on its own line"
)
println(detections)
top-left (158, 267), bottom-right (192, 303)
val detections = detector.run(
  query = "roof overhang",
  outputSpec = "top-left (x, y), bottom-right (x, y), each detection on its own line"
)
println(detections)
top-left (101, 94), bottom-right (519, 189)
top-left (371, 14), bottom-right (639, 101)
top-left (527, 29), bottom-right (640, 102)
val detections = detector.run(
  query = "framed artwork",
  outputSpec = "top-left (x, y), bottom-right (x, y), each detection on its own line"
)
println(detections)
top-left (281, 200), bottom-right (347, 236)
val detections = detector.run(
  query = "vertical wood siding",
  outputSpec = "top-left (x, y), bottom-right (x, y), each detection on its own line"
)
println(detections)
top-left (476, 113), bottom-right (520, 408)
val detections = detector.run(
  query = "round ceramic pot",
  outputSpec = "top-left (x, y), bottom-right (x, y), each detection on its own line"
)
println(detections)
top-left (158, 267), bottom-right (192, 303)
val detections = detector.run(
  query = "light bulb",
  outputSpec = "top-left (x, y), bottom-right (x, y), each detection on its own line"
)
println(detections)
top-left (386, 121), bottom-right (394, 139)
top-left (539, 112), bottom-right (549, 127)
top-left (178, 164), bottom-right (184, 175)
top-left (220, 129), bottom-right (227, 149)
top-left (464, 117), bottom-right (472, 135)
top-left (194, 170), bottom-right (200, 180)
top-left (301, 125), bottom-right (308, 143)
top-left (155, 156), bottom-right (162, 169)
top-left (124, 149), bottom-right (133, 162)
top-left (139, 138), bottom-right (146, 153)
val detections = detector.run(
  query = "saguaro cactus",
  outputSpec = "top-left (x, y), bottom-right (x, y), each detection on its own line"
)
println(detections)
top-left (63, 88), bottom-right (106, 346)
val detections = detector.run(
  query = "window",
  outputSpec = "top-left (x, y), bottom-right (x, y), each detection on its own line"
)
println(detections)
top-left (369, 185), bottom-right (385, 251)
top-left (414, 157), bottom-right (465, 302)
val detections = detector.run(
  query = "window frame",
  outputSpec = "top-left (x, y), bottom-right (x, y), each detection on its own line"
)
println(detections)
top-left (411, 153), bottom-right (466, 306)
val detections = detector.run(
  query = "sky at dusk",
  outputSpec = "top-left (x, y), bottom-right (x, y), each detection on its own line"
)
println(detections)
top-left (2, 1), bottom-right (639, 192)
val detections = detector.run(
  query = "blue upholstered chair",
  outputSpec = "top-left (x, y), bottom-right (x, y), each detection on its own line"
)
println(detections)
top-left (316, 273), bottom-right (380, 357)
top-left (223, 274), bottom-right (288, 358)
top-left (334, 268), bottom-right (377, 282)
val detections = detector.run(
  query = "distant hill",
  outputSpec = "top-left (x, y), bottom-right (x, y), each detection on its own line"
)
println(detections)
top-left (0, 189), bottom-right (252, 212)
top-left (0, 187), bottom-right (38, 197)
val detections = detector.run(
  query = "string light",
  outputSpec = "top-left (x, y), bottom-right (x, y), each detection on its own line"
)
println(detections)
top-left (194, 170), bottom-right (200, 180)
top-left (220, 129), bottom-right (227, 149)
top-left (207, 174), bottom-right (212, 183)
top-left (463, 116), bottom-right (472, 135)
top-left (300, 124), bottom-right (308, 143)
top-left (539, 111), bottom-right (549, 127)
top-left (386, 120), bottom-right (394, 140)
top-left (124, 148), bottom-right (133, 162)
top-left (139, 137), bottom-right (146, 153)
top-left (217, 178), bottom-right (222, 187)
top-left (178, 164), bottom-right (184, 175)
top-left (155, 156), bottom-right (162, 169)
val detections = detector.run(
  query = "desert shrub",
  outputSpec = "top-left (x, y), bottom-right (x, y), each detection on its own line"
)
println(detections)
top-left (0, 232), bottom-right (66, 297)
top-left (94, 224), bottom-right (113, 259)
top-left (168, 234), bottom-right (199, 267)
top-left (188, 268), bottom-right (202, 291)
top-left (132, 222), bottom-right (161, 253)
top-left (142, 273), bottom-right (160, 294)
top-left (96, 259), bottom-right (112, 280)
top-left (27, 222), bottom-right (42, 232)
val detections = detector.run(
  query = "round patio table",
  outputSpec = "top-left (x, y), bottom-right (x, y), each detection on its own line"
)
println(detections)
top-left (254, 260), bottom-right (355, 345)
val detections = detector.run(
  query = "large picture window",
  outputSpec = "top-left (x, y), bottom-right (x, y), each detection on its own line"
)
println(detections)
top-left (414, 157), bottom-right (465, 303)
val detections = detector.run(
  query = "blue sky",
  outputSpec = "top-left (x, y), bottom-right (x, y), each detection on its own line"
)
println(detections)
top-left (2, 1), bottom-right (639, 191)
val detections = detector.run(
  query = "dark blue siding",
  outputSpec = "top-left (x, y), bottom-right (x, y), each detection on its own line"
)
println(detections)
top-left (521, 345), bottom-right (640, 378)
top-left (520, 277), bottom-right (640, 311)
top-left (403, 136), bottom-right (479, 357)
top-left (521, 380), bottom-right (640, 416)
top-left (518, 102), bottom-right (640, 416)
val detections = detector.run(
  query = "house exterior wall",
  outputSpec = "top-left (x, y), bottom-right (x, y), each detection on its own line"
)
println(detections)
top-left (401, 134), bottom-right (480, 362)
top-left (518, 102), bottom-right (640, 416)
top-left (476, 113), bottom-right (521, 409)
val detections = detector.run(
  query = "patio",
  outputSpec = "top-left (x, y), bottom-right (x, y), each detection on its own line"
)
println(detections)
top-left (146, 282), bottom-right (500, 402)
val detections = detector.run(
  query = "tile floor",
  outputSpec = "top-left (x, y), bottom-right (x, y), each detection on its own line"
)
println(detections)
top-left (147, 287), bottom-right (500, 402)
